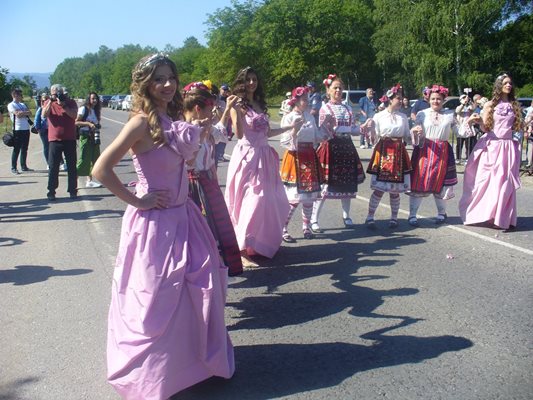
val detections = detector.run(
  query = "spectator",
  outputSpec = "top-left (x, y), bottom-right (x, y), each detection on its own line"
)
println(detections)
top-left (34, 93), bottom-right (50, 167)
top-left (76, 92), bottom-right (103, 188)
top-left (42, 84), bottom-right (78, 200)
top-left (411, 87), bottom-right (430, 122)
top-left (225, 66), bottom-right (290, 266)
top-left (365, 84), bottom-right (412, 229)
top-left (455, 94), bottom-right (476, 163)
top-left (358, 88), bottom-right (377, 148)
top-left (310, 74), bottom-right (373, 232)
top-left (279, 92), bottom-right (292, 116)
top-left (459, 73), bottom-right (523, 230)
top-left (307, 81), bottom-right (322, 124)
top-left (408, 85), bottom-right (458, 226)
top-left (7, 88), bottom-right (33, 174)
top-left (399, 96), bottom-right (412, 120)
top-left (280, 86), bottom-right (325, 242)
top-left (92, 53), bottom-right (234, 399)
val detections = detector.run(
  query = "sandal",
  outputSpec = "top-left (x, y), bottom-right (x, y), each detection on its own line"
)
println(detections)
top-left (435, 213), bottom-right (447, 224)
top-left (365, 218), bottom-right (377, 230)
top-left (388, 219), bottom-right (398, 229)
top-left (310, 222), bottom-right (323, 233)
top-left (408, 216), bottom-right (419, 227)
top-left (303, 228), bottom-right (314, 239)
top-left (343, 217), bottom-right (355, 228)
top-left (282, 232), bottom-right (296, 243)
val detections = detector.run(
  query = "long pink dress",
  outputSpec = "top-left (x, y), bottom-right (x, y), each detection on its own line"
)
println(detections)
top-left (225, 108), bottom-right (290, 258)
top-left (459, 102), bottom-right (521, 229)
top-left (107, 118), bottom-right (234, 400)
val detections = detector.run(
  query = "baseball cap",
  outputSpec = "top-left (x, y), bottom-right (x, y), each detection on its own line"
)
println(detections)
top-left (306, 81), bottom-right (316, 88)
top-left (220, 84), bottom-right (229, 90)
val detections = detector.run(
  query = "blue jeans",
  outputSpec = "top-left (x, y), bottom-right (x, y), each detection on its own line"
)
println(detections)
top-left (39, 130), bottom-right (49, 164)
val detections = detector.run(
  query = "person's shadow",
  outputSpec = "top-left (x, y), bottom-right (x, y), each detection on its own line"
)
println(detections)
top-left (0, 265), bottom-right (92, 286)
top-left (174, 233), bottom-right (473, 399)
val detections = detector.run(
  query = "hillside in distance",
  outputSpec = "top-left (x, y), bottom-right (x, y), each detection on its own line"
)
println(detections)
top-left (7, 72), bottom-right (51, 90)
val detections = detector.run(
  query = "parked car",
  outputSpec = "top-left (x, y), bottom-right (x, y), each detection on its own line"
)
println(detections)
top-left (341, 89), bottom-right (367, 114)
top-left (100, 95), bottom-right (113, 107)
top-left (517, 97), bottom-right (533, 118)
top-left (109, 95), bottom-right (126, 110)
top-left (442, 96), bottom-right (460, 111)
top-left (121, 95), bottom-right (133, 111)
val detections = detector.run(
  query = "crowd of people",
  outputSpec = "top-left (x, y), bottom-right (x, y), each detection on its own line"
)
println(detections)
top-left (3, 52), bottom-right (529, 399)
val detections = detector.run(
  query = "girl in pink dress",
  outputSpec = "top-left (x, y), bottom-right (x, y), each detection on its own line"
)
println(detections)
top-left (459, 74), bottom-right (523, 230)
top-left (225, 67), bottom-right (290, 266)
top-left (92, 54), bottom-right (234, 400)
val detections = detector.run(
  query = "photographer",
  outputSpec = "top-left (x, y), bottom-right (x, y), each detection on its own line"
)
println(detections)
top-left (42, 84), bottom-right (78, 201)
top-left (76, 92), bottom-right (103, 188)
top-left (7, 88), bottom-right (33, 174)
top-left (455, 93), bottom-right (475, 164)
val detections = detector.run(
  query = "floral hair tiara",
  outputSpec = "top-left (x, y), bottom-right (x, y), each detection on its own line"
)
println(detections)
top-left (323, 74), bottom-right (337, 88)
top-left (429, 84), bottom-right (449, 97)
top-left (202, 80), bottom-right (213, 91)
top-left (497, 73), bottom-right (509, 81)
top-left (183, 81), bottom-right (210, 94)
top-left (287, 86), bottom-right (309, 106)
top-left (386, 83), bottom-right (403, 98)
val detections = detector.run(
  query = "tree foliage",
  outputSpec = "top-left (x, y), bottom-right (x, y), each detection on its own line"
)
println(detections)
top-left (38, 0), bottom-right (532, 101)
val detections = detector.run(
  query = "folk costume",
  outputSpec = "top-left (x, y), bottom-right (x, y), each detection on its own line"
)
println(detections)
top-left (311, 74), bottom-right (365, 231)
top-left (408, 85), bottom-right (458, 225)
top-left (365, 87), bottom-right (412, 228)
top-left (188, 121), bottom-right (243, 277)
top-left (459, 100), bottom-right (521, 229)
top-left (107, 118), bottom-right (234, 400)
top-left (280, 95), bottom-right (325, 240)
top-left (225, 107), bottom-right (290, 258)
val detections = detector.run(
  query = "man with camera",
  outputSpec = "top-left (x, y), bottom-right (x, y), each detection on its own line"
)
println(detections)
top-left (7, 88), bottom-right (34, 174)
top-left (42, 84), bottom-right (78, 201)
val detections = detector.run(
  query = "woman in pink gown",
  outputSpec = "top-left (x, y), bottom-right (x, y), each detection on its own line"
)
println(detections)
top-left (92, 54), bottom-right (234, 400)
top-left (459, 73), bottom-right (523, 230)
top-left (225, 67), bottom-right (290, 266)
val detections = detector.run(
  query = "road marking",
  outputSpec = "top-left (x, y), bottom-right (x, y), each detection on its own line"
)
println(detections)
top-left (102, 116), bottom-right (126, 125)
top-left (356, 195), bottom-right (533, 256)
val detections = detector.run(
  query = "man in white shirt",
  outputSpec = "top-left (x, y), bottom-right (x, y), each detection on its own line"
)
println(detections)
top-left (7, 88), bottom-right (33, 174)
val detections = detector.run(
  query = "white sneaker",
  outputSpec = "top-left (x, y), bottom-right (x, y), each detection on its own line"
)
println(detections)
top-left (360, 144), bottom-right (368, 149)
top-left (61, 164), bottom-right (68, 171)
top-left (86, 181), bottom-right (103, 188)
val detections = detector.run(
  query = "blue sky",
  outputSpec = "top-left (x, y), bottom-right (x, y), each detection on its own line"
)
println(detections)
top-left (1, 0), bottom-right (234, 73)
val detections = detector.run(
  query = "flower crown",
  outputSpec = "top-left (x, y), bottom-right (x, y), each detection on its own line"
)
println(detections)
top-left (202, 80), bottom-right (213, 91)
top-left (323, 74), bottom-right (337, 88)
top-left (287, 86), bottom-right (309, 106)
top-left (429, 84), bottom-right (449, 97)
top-left (386, 83), bottom-right (403, 98)
top-left (183, 81), bottom-right (210, 94)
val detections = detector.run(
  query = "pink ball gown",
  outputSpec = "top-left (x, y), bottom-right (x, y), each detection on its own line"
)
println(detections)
top-left (107, 117), bottom-right (234, 400)
top-left (459, 102), bottom-right (521, 229)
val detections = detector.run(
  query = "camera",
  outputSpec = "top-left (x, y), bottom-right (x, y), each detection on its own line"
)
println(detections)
top-left (56, 92), bottom-right (67, 102)
top-left (93, 123), bottom-right (101, 145)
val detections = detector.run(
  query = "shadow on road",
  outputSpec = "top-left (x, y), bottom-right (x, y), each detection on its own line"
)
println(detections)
top-left (0, 377), bottom-right (40, 400)
top-left (0, 265), bottom-right (92, 286)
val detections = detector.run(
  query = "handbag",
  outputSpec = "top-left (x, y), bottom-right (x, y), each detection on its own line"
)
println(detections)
top-left (27, 117), bottom-right (38, 134)
top-left (2, 115), bottom-right (15, 147)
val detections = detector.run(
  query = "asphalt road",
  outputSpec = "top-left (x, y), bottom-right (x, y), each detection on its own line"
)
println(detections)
top-left (0, 108), bottom-right (532, 400)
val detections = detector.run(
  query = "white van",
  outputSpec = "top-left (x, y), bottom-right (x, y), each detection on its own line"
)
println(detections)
top-left (342, 90), bottom-right (366, 113)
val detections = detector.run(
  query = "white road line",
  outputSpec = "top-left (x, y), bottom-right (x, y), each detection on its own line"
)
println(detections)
top-left (356, 195), bottom-right (533, 256)
top-left (102, 116), bottom-right (126, 125)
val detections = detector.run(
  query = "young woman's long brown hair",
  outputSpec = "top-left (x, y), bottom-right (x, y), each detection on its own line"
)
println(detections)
top-left (485, 74), bottom-right (522, 132)
top-left (232, 66), bottom-right (267, 114)
top-left (130, 53), bottom-right (183, 144)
